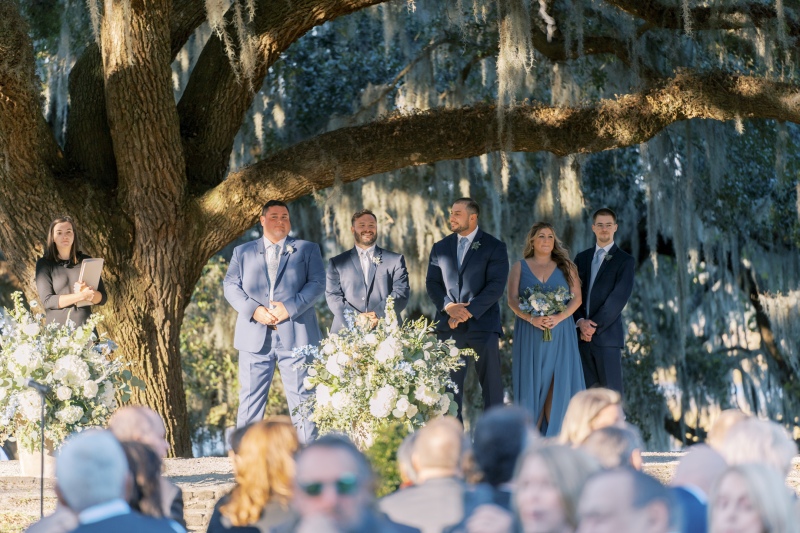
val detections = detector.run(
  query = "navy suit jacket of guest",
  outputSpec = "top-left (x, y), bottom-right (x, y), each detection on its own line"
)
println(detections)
top-left (573, 243), bottom-right (635, 348)
top-left (224, 236), bottom-right (325, 353)
top-left (70, 512), bottom-right (178, 533)
top-left (672, 486), bottom-right (708, 533)
top-left (425, 229), bottom-right (509, 335)
top-left (326, 246), bottom-right (410, 333)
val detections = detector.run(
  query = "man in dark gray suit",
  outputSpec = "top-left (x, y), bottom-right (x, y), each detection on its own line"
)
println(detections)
top-left (326, 209), bottom-right (409, 333)
top-left (55, 430), bottom-right (179, 533)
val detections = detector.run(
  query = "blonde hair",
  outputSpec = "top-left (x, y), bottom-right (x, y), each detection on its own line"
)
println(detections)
top-left (720, 418), bottom-right (797, 477)
top-left (706, 409), bottom-right (749, 451)
top-left (558, 388), bottom-right (622, 446)
top-left (221, 417), bottom-right (298, 526)
top-left (513, 444), bottom-right (600, 529)
top-left (709, 464), bottom-right (799, 533)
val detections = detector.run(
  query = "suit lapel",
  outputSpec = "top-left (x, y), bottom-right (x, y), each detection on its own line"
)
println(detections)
top-left (593, 243), bottom-right (618, 284)
top-left (366, 247), bottom-right (380, 295)
top-left (275, 237), bottom-right (294, 285)
top-left (257, 238), bottom-right (269, 293)
top-left (350, 247), bottom-right (368, 288)
top-left (458, 229), bottom-right (483, 275)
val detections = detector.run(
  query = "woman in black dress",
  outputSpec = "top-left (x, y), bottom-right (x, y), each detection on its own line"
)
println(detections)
top-left (35, 216), bottom-right (106, 327)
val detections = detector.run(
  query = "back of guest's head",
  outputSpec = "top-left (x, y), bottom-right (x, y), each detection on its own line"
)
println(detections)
top-left (720, 418), bottom-right (797, 477)
top-left (514, 444), bottom-right (600, 530)
top-left (411, 416), bottom-right (464, 475)
top-left (580, 423), bottom-right (643, 470)
top-left (397, 432), bottom-right (419, 486)
top-left (56, 430), bottom-right (128, 513)
top-left (473, 406), bottom-right (531, 486)
top-left (221, 416), bottom-right (299, 526)
top-left (108, 405), bottom-right (170, 459)
top-left (709, 464), bottom-right (798, 533)
top-left (559, 388), bottom-right (623, 446)
top-left (121, 440), bottom-right (164, 518)
top-left (706, 409), bottom-right (749, 451)
top-left (670, 444), bottom-right (726, 495)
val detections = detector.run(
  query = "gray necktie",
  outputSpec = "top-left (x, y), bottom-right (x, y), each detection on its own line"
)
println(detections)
top-left (360, 250), bottom-right (371, 284)
top-left (457, 237), bottom-right (468, 267)
top-left (587, 248), bottom-right (606, 314)
top-left (268, 244), bottom-right (280, 301)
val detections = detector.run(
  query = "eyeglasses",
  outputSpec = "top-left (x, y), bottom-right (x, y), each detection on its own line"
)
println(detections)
top-left (593, 223), bottom-right (616, 229)
top-left (298, 474), bottom-right (359, 497)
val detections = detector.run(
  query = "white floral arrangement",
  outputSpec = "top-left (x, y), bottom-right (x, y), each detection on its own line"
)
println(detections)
top-left (295, 297), bottom-right (474, 449)
top-left (0, 292), bottom-right (138, 452)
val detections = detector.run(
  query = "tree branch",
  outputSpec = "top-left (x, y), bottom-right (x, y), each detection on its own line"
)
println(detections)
top-left (178, 0), bottom-right (390, 195)
top-left (603, 0), bottom-right (800, 37)
top-left (193, 71), bottom-right (800, 254)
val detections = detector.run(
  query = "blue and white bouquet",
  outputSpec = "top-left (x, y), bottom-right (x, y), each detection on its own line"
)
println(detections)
top-left (0, 292), bottom-right (136, 452)
top-left (296, 298), bottom-right (474, 449)
top-left (519, 284), bottom-right (573, 341)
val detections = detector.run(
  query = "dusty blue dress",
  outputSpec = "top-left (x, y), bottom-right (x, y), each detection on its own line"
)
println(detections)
top-left (512, 260), bottom-right (585, 437)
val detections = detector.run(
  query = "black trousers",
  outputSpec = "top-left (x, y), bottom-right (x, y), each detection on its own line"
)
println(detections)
top-left (438, 330), bottom-right (504, 420)
top-left (579, 342), bottom-right (624, 396)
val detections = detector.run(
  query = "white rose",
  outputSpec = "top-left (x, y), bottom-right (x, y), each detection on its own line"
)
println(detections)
top-left (449, 346), bottom-right (460, 358)
top-left (406, 404), bottom-right (418, 418)
top-left (56, 386), bottom-right (73, 401)
top-left (316, 384), bottom-right (332, 407)
top-left (435, 395), bottom-right (451, 416)
top-left (331, 392), bottom-right (347, 411)
top-left (414, 384), bottom-right (440, 406)
top-left (369, 385), bottom-right (398, 419)
top-left (392, 409), bottom-right (404, 418)
top-left (395, 396), bottom-right (410, 413)
top-left (364, 333), bottom-right (378, 345)
top-left (336, 352), bottom-right (349, 365)
top-left (308, 368), bottom-right (318, 377)
top-left (56, 405), bottom-right (84, 424)
top-left (53, 355), bottom-right (90, 387)
top-left (325, 357), bottom-right (343, 378)
top-left (83, 381), bottom-right (99, 399)
top-left (303, 377), bottom-right (315, 390)
top-left (18, 391), bottom-right (41, 421)
top-left (375, 338), bottom-right (400, 365)
top-left (22, 323), bottom-right (40, 337)
top-left (323, 343), bottom-right (336, 355)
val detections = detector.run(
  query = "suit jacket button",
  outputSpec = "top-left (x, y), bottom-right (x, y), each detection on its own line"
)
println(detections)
top-left (361, 297), bottom-right (365, 300)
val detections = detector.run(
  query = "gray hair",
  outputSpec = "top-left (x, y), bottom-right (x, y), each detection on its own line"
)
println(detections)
top-left (580, 424), bottom-right (643, 469)
top-left (720, 418), bottom-right (797, 477)
top-left (56, 429), bottom-right (128, 512)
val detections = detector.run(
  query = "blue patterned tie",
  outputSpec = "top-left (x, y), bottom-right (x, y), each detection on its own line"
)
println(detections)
top-left (457, 237), bottom-right (468, 267)
top-left (587, 248), bottom-right (605, 314)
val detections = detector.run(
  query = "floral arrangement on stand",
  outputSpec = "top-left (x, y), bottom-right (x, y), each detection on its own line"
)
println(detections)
top-left (519, 284), bottom-right (573, 341)
top-left (0, 292), bottom-right (138, 453)
top-left (296, 297), bottom-right (474, 449)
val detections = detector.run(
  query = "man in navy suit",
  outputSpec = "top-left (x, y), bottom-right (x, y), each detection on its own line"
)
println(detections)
top-left (224, 200), bottom-right (325, 443)
top-left (426, 198), bottom-right (509, 418)
top-left (326, 209), bottom-right (410, 333)
top-left (573, 208), bottom-right (635, 395)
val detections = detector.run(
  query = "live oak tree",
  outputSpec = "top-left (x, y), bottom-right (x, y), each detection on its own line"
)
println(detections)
top-left (2, 0), bottom-right (799, 454)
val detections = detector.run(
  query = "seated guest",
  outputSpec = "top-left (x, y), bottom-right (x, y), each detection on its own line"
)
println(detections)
top-left (121, 441), bottom-right (180, 527)
top-left (705, 409), bottom-right (748, 452)
top-left (709, 464), bottom-right (798, 533)
top-left (275, 434), bottom-right (418, 533)
top-left (720, 417), bottom-right (797, 478)
top-left (109, 406), bottom-right (185, 527)
top-left (558, 388), bottom-right (625, 447)
top-left (577, 468), bottom-right (678, 533)
top-left (55, 430), bottom-right (178, 533)
top-left (579, 423), bottom-right (643, 470)
top-left (380, 417), bottom-right (466, 533)
top-left (669, 444), bottom-right (726, 533)
top-left (397, 432), bottom-right (419, 489)
top-left (471, 406), bottom-right (532, 510)
top-left (206, 417), bottom-right (298, 532)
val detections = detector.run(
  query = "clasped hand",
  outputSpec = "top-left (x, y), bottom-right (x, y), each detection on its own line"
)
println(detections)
top-left (253, 301), bottom-right (289, 326)
top-left (445, 302), bottom-right (472, 329)
top-left (527, 314), bottom-right (564, 331)
top-left (578, 318), bottom-right (597, 342)
top-left (357, 311), bottom-right (379, 329)
top-left (72, 281), bottom-right (95, 302)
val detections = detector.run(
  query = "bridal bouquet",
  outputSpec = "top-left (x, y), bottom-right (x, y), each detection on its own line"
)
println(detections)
top-left (296, 298), bottom-right (473, 449)
top-left (519, 284), bottom-right (573, 341)
top-left (0, 292), bottom-right (136, 452)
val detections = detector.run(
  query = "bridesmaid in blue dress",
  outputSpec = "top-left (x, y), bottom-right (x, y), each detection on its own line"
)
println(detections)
top-left (509, 222), bottom-right (585, 436)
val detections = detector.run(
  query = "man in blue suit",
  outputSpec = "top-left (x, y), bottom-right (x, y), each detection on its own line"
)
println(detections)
top-left (224, 200), bottom-right (325, 443)
top-left (573, 208), bottom-right (635, 395)
top-left (326, 209), bottom-right (410, 333)
top-left (426, 198), bottom-right (509, 418)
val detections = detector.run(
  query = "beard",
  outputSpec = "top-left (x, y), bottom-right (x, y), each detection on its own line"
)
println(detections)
top-left (354, 231), bottom-right (377, 246)
top-left (450, 220), bottom-right (469, 234)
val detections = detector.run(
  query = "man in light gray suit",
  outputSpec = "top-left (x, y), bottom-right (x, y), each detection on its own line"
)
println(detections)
top-left (326, 209), bottom-right (409, 333)
top-left (224, 200), bottom-right (325, 443)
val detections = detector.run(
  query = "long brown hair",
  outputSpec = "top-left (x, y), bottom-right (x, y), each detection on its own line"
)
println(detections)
top-left (44, 216), bottom-right (81, 264)
top-left (522, 222), bottom-right (576, 288)
top-left (120, 441), bottom-right (165, 519)
top-left (221, 416), bottom-right (299, 526)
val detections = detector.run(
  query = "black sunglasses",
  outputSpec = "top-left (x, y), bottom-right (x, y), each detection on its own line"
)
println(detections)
top-left (299, 473), bottom-right (359, 497)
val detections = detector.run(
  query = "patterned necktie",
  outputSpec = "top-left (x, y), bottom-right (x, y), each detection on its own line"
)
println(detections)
top-left (457, 237), bottom-right (468, 267)
top-left (587, 248), bottom-right (606, 314)
top-left (268, 244), bottom-right (280, 301)
top-left (360, 250), bottom-right (371, 284)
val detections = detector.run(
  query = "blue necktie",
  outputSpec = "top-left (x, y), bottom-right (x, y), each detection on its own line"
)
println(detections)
top-left (587, 248), bottom-right (605, 314)
top-left (457, 237), bottom-right (468, 267)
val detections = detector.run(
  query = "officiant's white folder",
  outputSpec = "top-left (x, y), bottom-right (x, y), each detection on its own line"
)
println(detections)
top-left (77, 258), bottom-right (104, 307)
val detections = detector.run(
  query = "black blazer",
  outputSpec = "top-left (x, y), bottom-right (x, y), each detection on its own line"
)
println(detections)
top-left (573, 243), bottom-right (635, 348)
top-left (70, 512), bottom-right (179, 533)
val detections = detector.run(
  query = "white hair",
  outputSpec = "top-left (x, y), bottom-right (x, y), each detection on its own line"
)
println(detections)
top-left (56, 429), bottom-right (128, 512)
top-left (720, 418), bottom-right (797, 477)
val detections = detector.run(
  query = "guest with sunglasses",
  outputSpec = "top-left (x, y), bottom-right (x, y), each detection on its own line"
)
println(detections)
top-left (273, 434), bottom-right (419, 533)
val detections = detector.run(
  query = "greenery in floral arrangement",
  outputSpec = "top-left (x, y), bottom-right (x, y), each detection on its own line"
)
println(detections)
top-left (365, 421), bottom-right (410, 498)
top-left (297, 297), bottom-right (475, 449)
top-left (0, 292), bottom-right (138, 452)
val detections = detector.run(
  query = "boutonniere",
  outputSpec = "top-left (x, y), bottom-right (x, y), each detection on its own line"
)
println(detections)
top-left (604, 253), bottom-right (613, 262)
top-left (471, 241), bottom-right (481, 251)
top-left (371, 255), bottom-right (382, 266)
top-left (285, 244), bottom-right (296, 254)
